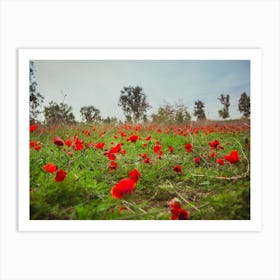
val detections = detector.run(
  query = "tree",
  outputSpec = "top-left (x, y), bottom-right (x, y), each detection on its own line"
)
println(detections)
top-left (44, 101), bottom-right (76, 125)
top-left (238, 92), bottom-right (250, 118)
top-left (193, 100), bottom-right (206, 121)
top-left (80, 105), bottom-right (101, 123)
top-left (218, 94), bottom-right (230, 119)
top-left (151, 101), bottom-right (191, 124)
top-left (30, 61), bottom-right (44, 124)
top-left (118, 86), bottom-right (151, 123)
top-left (102, 116), bottom-right (118, 124)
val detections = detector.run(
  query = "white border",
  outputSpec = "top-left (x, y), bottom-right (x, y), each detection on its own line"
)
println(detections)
top-left (18, 48), bottom-right (262, 231)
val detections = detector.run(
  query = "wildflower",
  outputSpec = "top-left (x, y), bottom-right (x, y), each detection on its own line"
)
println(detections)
top-left (224, 150), bottom-right (239, 164)
top-left (95, 142), bottom-right (105, 149)
top-left (55, 169), bottom-right (67, 182)
top-left (129, 169), bottom-right (140, 183)
top-left (43, 163), bottom-right (57, 173)
top-left (194, 157), bottom-right (200, 164)
top-left (184, 143), bottom-right (192, 152)
top-left (109, 161), bottom-right (118, 170)
top-left (127, 135), bottom-right (139, 143)
top-left (30, 124), bottom-right (38, 132)
top-left (153, 144), bottom-right (161, 153)
top-left (208, 140), bottom-right (219, 149)
top-left (169, 198), bottom-right (189, 220)
top-left (169, 146), bottom-right (174, 153)
top-left (108, 153), bottom-right (116, 161)
top-left (216, 158), bottom-right (225, 165)
top-left (111, 178), bottom-right (136, 199)
top-left (173, 165), bottom-right (182, 173)
top-left (209, 152), bottom-right (216, 158)
top-left (53, 135), bottom-right (64, 146)
top-left (64, 139), bottom-right (72, 147)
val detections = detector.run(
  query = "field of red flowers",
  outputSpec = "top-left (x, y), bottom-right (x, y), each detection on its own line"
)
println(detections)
top-left (30, 121), bottom-right (250, 220)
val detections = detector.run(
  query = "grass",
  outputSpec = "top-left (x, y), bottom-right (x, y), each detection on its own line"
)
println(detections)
top-left (29, 121), bottom-right (250, 220)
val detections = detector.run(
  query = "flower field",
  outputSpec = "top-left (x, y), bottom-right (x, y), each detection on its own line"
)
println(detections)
top-left (30, 121), bottom-right (250, 220)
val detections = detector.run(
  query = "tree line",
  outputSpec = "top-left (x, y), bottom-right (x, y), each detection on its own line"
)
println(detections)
top-left (30, 62), bottom-right (250, 125)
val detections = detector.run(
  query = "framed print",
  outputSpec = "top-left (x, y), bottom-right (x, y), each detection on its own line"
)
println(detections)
top-left (18, 48), bottom-right (262, 231)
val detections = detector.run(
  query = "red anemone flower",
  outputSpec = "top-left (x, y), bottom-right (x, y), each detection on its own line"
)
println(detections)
top-left (108, 153), bottom-right (116, 161)
top-left (111, 178), bottom-right (136, 199)
top-left (55, 169), bottom-right (67, 182)
top-left (43, 163), bottom-right (57, 173)
top-left (169, 198), bottom-right (189, 220)
top-left (153, 144), bottom-right (161, 153)
top-left (30, 124), bottom-right (38, 132)
top-left (216, 158), bottom-right (225, 165)
top-left (127, 135), bottom-right (139, 143)
top-left (53, 135), bottom-right (64, 146)
top-left (224, 150), bottom-right (239, 164)
top-left (95, 142), bottom-right (105, 149)
top-left (194, 157), bottom-right (200, 164)
top-left (208, 140), bottom-right (219, 149)
top-left (129, 169), bottom-right (140, 183)
top-left (109, 161), bottom-right (118, 170)
top-left (209, 152), bottom-right (216, 158)
top-left (169, 146), bottom-right (174, 153)
top-left (173, 165), bottom-right (182, 173)
top-left (184, 143), bottom-right (192, 152)
top-left (64, 139), bottom-right (72, 147)
top-left (144, 158), bottom-right (151, 164)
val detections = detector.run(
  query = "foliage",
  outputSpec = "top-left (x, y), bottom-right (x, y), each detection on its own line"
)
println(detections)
top-left (102, 116), bottom-right (119, 124)
top-left (193, 100), bottom-right (206, 120)
top-left (118, 86), bottom-right (151, 123)
top-left (44, 101), bottom-right (76, 125)
top-left (218, 94), bottom-right (230, 119)
top-left (30, 121), bottom-right (250, 220)
top-left (151, 102), bottom-right (191, 124)
top-left (30, 61), bottom-right (44, 124)
top-left (238, 92), bottom-right (250, 118)
top-left (80, 105), bottom-right (101, 123)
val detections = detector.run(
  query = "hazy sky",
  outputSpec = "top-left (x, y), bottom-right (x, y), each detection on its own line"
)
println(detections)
top-left (33, 60), bottom-right (250, 121)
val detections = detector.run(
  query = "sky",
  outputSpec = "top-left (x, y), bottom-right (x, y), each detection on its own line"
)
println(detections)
top-left (33, 60), bottom-right (250, 121)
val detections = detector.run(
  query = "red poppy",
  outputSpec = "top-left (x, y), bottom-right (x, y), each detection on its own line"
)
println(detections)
top-left (194, 157), bottom-right (200, 164)
top-left (43, 163), bottom-right (57, 173)
top-left (64, 139), bottom-right (72, 147)
top-left (143, 143), bottom-right (148, 148)
top-left (169, 146), bottom-right (174, 153)
top-left (224, 150), bottom-right (239, 164)
top-left (153, 144), bottom-right (161, 153)
top-left (30, 124), bottom-right (38, 132)
top-left (109, 161), bottom-right (118, 170)
top-left (110, 143), bottom-right (121, 154)
top-left (53, 135), bottom-right (64, 146)
top-left (129, 169), bottom-right (140, 183)
top-left (208, 140), bottom-right (219, 149)
top-left (216, 158), bottom-right (225, 165)
top-left (248, 143), bottom-right (250, 151)
top-left (209, 152), bottom-right (216, 158)
top-left (111, 178), bottom-right (136, 199)
top-left (108, 153), bottom-right (116, 161)
top-left (184, 143), bottom-right (192, 152)
top-left (95, 142), bottom-right (105, 149)
top-left (30, 141), bottom-right (38, 148)
top-left (169, 198), bottom-right (189, 220)
top-left (144, 158), bottom-right (151, 164)
top-left (55, 169), bottom-right (67, 182)
top-left (74, 138), bottom-right (84, 151)
top-left (34, 145), bottom-right (41, 151)
top-left (146, 136), bottom-right (152, 141)
top-left (121, 149), bottom-right (126, 155)
top-left (127, 135), bottom-right (139, 143)
top-left (173, 165), bottom-right (182, 173)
